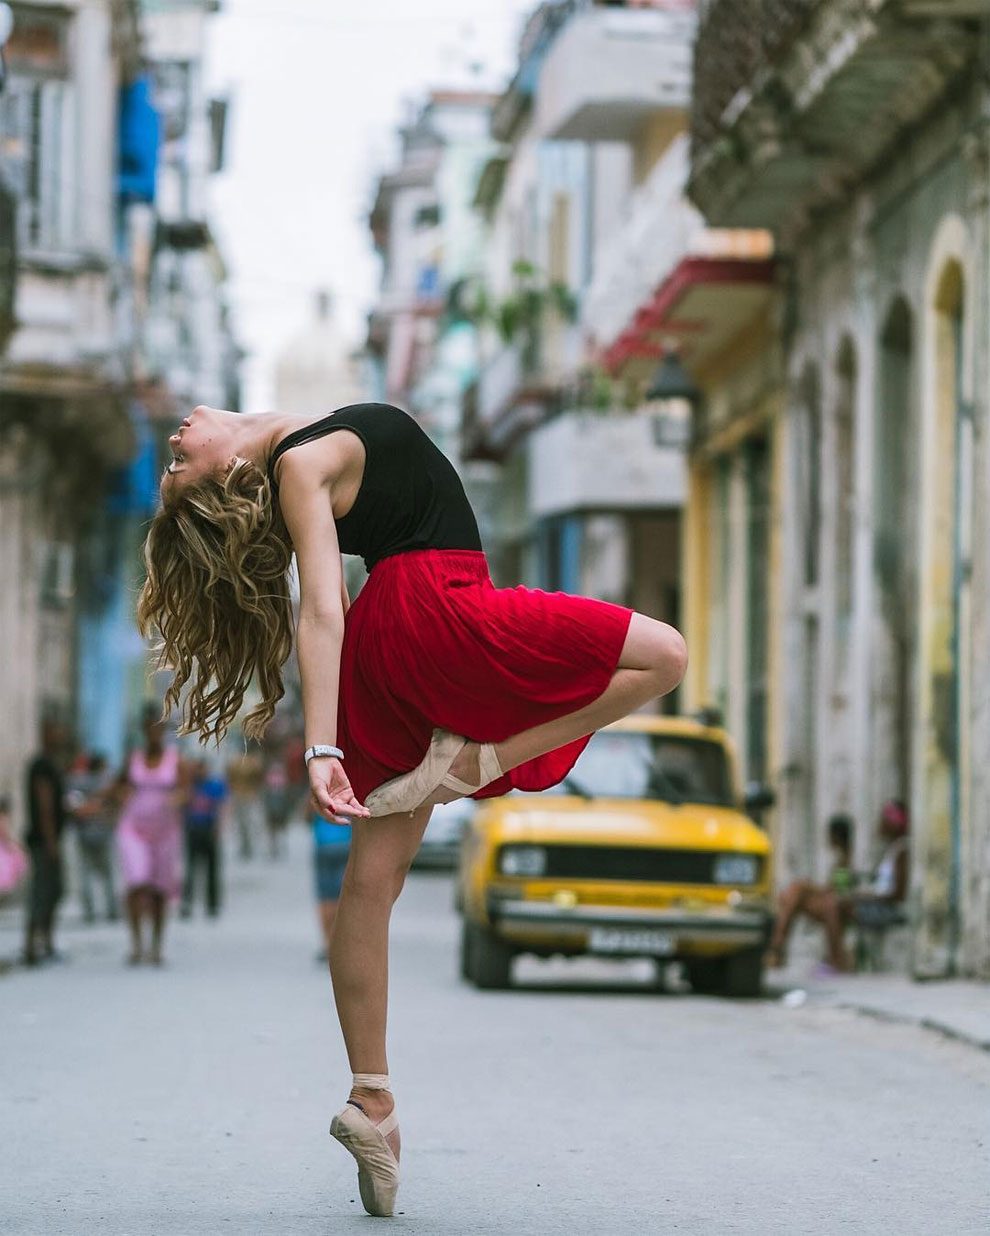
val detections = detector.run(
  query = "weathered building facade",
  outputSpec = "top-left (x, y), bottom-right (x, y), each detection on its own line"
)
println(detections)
top-left (687, 0), bottom-right (990, 977)
top-left (0, 0), bottom-right (141, 817)
top-left (0, 0), bottom-right (239, 820)
top-left (464, 0), bottom-right (691, 640)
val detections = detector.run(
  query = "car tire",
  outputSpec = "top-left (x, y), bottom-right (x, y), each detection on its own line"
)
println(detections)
top-left (459, 919), bottom-right (475, 981)
top-left (462, 921), bottom-right (514, 990)
top-left (722, 946), bottom-right (765, 998)
top-left (685, 957), bottom-right (725, 995)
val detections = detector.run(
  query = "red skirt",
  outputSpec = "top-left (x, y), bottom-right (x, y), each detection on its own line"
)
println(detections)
top-left (337, 550), bottom-right (633, 804)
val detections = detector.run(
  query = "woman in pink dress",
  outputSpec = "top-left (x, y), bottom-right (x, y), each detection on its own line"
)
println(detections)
top-left (117, 712), bottom-right (185, 965)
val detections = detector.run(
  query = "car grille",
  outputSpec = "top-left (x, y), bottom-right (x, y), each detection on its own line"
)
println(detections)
top-left (536, 846), bottom-right (759, 885)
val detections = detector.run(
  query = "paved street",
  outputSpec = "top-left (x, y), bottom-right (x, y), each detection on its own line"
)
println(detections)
top-left (1, 832), bottom-right (988, 1236)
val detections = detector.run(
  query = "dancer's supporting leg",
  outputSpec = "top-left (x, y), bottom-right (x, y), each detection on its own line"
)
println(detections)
top-left (435, 613), bottom-right (687, 802)
top-left (329, 802), bottom-right (432, 1158)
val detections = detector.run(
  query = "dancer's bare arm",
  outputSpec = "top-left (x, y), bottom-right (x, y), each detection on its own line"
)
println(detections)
top-left (277, 450), bottom-right (368, 821)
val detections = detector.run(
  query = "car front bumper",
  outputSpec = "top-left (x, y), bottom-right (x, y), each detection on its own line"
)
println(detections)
top-left (487, 897), bottom-right (773, 952)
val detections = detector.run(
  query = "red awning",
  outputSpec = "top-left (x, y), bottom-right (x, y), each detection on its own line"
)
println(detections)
top-left (602, 256), bottom-right (776, 373)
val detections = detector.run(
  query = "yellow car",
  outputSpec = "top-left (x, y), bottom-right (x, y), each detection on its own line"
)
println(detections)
top-left (457, 716), bottom-right (774, 996)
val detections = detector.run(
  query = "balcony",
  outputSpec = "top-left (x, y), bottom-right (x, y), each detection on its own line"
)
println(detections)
top-left (0, 180), bottom-right (14, 351)
top-left (2, 253), bottom-right (122, 394)
top-left (689, 0), bottom-right (981, 231)
top-left (527, 409), bottom-right (686, 520)
top-left (534, 3), bottom-right (696, 142)
top-left (584, 134), bottom-right (774, 374)
top-left (584, 134), bottom-right (702, 350)
top-left (470, 342), bottom-right (560, 458)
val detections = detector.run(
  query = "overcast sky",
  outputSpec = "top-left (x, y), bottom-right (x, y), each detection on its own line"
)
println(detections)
top-left (205, 0), bottom-right (533, 410)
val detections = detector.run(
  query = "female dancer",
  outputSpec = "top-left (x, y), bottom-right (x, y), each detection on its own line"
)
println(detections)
top-left (139, 402), bottom-right (686, 1216)
top-left (116, 707), bottom-right (186, 965)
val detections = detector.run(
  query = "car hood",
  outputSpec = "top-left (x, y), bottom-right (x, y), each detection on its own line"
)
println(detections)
top-left (481, 797), bottom-right (769, 854)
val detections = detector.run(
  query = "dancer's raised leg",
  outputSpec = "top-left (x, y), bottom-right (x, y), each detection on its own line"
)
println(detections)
top-left (434, 613), bottom-right (686, 802)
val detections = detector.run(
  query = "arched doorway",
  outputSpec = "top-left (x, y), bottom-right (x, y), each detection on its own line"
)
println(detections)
top-left (790, 361), bottom-right (822, 874)
top-left (833, 337), bottom-right (856, 680)
top-left (873, 298), bottom-right (916, 822)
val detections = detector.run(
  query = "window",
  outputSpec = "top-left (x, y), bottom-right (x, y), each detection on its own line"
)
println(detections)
top-left (0, 76), bottom-right (74, 250)
top-left (543, 729), bottom-right (735, 809)
top-left (0, 10), bottom-right (74, 252)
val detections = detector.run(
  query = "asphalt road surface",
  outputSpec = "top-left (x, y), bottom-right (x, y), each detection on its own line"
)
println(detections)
top-left (1, 831), bottom-right (987, 1235)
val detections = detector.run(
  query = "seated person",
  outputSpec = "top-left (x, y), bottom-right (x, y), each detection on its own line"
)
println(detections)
top-left (768, 801), bottom-right (910, 972)
top-left (767, 814), bottom-right (853, 971)
top-left (848, 799), bottom-right (909, 932)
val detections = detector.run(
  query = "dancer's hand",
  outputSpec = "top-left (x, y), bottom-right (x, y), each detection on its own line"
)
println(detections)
top-left (308, 757), bottom-right (370, 823)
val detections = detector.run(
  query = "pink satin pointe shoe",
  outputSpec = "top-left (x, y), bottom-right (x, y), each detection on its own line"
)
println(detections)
top-left (330, 1098), bottom-right (400, 1217)
top-left (364, 728), bottom-right (503, 817)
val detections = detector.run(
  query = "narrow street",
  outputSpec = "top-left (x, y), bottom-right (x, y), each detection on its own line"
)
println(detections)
top-left (1, 831), bottom-right (987, 1235)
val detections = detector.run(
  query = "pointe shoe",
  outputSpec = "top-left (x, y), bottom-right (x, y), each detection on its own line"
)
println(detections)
top-left (364, 729), bottom-right (503, 817)
top-left (329, 1101), bottom-right (399, 1218)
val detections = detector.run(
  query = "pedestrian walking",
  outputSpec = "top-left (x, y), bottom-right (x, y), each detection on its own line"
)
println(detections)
top-left (22, 720), bottom-right (68, 966)
top-left (311, 809), bottom-right (351, 963)
top-left (181, 759), bottom-right (227, 918)
top-left (262, 756), bottom-right (292, 860)
top-left (117, 709), bottom-right (185, 966)
top-left (139, 401), bottom-right (687, 1216)
top-left (226, 750), bottom-right (265, 861)
top-left (69, 754), bottom-right (119, 924)
top-left (0, 796), bottom-right (28, 899)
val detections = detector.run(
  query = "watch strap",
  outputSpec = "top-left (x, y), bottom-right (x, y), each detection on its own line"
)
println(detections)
top-left (304, 744), bottom-right (344, 764)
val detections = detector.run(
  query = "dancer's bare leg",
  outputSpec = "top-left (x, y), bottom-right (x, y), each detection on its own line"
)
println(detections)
top-left (329, 803), bottom-right (432, 1157)
top-left (432, 614), bottom-right (687, 803)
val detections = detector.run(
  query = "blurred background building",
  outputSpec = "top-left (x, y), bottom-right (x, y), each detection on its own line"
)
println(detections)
top-left (0, 0), bottom-right (987, 982)
top-left (686, 0), bottom-right (989, 980)
top-left (364, 0), bottom-right (989, 980)
top-left (0, 0), bottom-right (240, 817)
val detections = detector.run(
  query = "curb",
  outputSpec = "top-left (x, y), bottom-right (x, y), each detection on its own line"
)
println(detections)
top-left (833, 998), bottom-right (990, 1054)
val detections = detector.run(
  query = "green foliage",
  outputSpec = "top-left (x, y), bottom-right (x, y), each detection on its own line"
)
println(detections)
top-left (453, 263), bottom-right (578, 372)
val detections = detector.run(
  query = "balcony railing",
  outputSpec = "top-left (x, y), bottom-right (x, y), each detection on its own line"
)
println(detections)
top-left (527, 408), bottom-right (687, 519)
top-left (535, 2), bottom-right (696, 142)
top-left (583, 134), bottom-right (701, 349)
top-left (691, 0), bottom-right (822, 153)
top-left (688, 0), bottom-right (980, 228)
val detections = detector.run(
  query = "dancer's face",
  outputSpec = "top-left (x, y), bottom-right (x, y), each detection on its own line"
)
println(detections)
top-left (162, 405), bottom-right (236, 493)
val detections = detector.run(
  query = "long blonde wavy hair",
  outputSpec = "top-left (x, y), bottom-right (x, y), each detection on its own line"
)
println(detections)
top-left (138, 457), bottom-right (293, 745)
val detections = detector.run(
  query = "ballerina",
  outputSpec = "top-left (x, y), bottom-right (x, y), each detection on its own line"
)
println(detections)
top-left (139, 401), bottom-right (687, 1216)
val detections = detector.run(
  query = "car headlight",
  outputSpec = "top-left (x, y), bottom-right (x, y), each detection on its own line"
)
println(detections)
top-left (714, 854), bottom-right (759, 885)
top-left (499, 845), bottom-right (547, 877)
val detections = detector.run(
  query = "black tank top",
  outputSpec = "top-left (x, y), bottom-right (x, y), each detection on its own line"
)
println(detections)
top-left (268, 403), bottom-right (482, 572)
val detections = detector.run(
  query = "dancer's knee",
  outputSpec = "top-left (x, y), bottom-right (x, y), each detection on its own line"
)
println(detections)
top-left (343, 854), bottom-right (410, 907)
top-left (648, 623), bottom-right (687, 695)
top-left (622, 615), bottom-right (688, 694)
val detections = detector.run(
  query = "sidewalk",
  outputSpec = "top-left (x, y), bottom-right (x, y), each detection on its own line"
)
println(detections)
top-left (772, 932), bottom-right (990, 1052)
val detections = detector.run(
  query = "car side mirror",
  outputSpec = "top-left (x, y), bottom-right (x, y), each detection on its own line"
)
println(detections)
top-left (744, 782), bottom-right (776, 814)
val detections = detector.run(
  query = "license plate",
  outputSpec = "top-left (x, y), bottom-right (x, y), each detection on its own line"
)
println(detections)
top-left (588, 928), bottom-right (675, 956)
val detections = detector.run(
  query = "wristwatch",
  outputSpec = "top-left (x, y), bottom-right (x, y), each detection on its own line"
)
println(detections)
top-left (304, 744), bottom-right (344, 765)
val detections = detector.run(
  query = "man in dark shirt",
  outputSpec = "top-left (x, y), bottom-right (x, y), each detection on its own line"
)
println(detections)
top-left (23, 720), bottom-right (67, 965)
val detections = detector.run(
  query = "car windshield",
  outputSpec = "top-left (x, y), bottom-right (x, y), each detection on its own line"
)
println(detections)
top-left (545, 730), bottom-right (735, 807)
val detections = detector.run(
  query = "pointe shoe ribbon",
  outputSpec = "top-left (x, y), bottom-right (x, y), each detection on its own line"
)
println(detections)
top-left (439, 741), bottom-right (502, 797)
top-left (364, 729), bottom-right (503, 817)
top-left (329, 1102), bottom-right (399, 1218)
